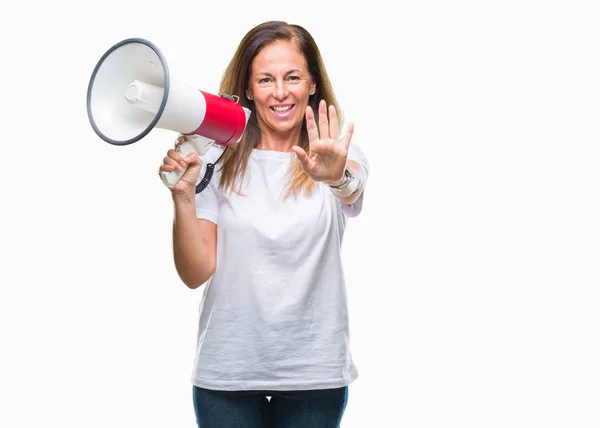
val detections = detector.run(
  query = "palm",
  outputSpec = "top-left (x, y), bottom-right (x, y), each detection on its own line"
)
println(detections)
top-left (292, 100), bottom-right (354, 184)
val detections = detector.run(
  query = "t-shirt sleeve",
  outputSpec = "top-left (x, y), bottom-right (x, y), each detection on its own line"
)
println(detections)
top-left (194, 148), bottom-right (222, 224)
top-left (340, 143), bottom-right (370, 218)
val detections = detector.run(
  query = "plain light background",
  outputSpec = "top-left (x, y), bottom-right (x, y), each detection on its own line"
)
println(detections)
top-left (2, 1), bottom-right (599, 427)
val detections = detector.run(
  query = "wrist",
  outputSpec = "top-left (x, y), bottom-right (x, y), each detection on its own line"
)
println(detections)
top-left (172, 191), bottom-right (196, 206)
top-left (325, 165), bottom-right (354, 189)
top-left (324, 174), bottom-right (346, 187)
top-left (328, 163), bottom-right (365, 201)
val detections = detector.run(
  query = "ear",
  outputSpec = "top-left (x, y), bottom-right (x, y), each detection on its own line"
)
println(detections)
top-left (309, 82), bottom-right (316, 96)
top-left (246, 90), bottom-right (253, 101)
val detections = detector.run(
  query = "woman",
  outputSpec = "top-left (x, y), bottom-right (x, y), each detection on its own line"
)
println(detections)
top-left (159, 21), bottom-right (369, 428)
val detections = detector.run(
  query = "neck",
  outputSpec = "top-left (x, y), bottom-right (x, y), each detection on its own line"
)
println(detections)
top-left (256, 127), bottom-right (302, 152)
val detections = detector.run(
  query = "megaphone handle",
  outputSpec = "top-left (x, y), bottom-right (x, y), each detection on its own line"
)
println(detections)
top-left (160, 166), bottom-right (187, 189)
top-left (160, 135), bottom-right (215, 189)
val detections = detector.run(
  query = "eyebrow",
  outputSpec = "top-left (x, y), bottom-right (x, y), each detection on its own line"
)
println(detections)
top-left (254, 69), bottom-right (303, 78)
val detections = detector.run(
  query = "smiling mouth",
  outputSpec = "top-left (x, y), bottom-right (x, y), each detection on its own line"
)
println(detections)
top-left (271, 105), bottom-right (294, 113)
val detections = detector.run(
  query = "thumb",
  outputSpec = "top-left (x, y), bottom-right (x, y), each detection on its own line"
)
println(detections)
top-left (292, 146), bottom-right (309, 166)
top-left (182, 152), bottom-right (203, 180)
top-left (184, 151), bottom-right (201, 165)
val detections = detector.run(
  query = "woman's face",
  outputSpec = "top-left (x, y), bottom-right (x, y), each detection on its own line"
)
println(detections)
top-left (247, 40), bottom-right (316, 137)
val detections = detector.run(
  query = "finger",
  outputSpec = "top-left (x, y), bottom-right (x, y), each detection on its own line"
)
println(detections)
top-left (291, 146), bottom-right (311, 171)
top-left (291, 145), bottom-right (308, 162)
top-left (182, 152), bottom-right (202, 167)
top-left (318, 99), bottom-right (329, 140)
top-left (329, 105), bottom-right (339, 142)
top-left (158, 163), bottom-right (181, 174)
top-left (175, 153), bottom-right (203, 186)
top-left (163, 155), bottom-right (184, 172)
top-left (305, 106), bottom-right (319, 144)
top-left (342, 122), bottom-right (354, 150)
top-left (167, 149), bottom-right (187, 169)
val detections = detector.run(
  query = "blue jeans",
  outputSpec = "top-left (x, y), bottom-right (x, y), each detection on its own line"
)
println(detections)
top-left (192, 385), bottom-right (348, 428)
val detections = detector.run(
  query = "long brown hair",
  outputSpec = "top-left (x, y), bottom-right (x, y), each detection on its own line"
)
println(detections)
top-left (217, 21), bottom-right (342, 198)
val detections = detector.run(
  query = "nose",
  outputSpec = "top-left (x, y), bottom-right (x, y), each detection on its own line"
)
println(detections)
top-left (273, 79), bottom-right (288, 100)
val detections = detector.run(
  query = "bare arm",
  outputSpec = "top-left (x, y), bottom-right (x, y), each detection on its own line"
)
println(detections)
top-left (160, 142), bottom-right (217, 290)
top-left (172, 193), bottom-right (217, 289)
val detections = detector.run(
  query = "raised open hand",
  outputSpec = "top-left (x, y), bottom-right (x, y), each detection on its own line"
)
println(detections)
top-left (292, 100), bottom-right (354, 185)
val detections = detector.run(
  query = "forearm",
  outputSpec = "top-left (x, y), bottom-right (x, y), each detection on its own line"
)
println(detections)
top-left (172, 195), bottom-right (215, 289)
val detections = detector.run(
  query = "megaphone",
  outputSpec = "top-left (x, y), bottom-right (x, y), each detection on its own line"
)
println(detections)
top-left (86, 38), bottom-right (251, 189)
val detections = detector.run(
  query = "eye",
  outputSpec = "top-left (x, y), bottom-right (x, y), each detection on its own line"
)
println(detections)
top-left (258, 77), bottom-right (272, 84)
top-left (287, 75), bottom-right (300, 82)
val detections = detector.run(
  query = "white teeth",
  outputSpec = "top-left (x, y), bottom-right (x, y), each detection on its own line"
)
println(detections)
top-left (272, 106), bottom-right (292, 112)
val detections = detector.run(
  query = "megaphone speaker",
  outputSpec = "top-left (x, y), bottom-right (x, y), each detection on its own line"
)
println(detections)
top-left (86, 38), bottom-right (251, 188)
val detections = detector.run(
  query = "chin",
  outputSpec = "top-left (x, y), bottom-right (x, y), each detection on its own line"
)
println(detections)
top-left (269, 119), bottom-right (302, 133)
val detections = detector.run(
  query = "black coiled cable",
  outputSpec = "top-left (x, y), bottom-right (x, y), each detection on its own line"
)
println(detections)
top-left (195, 147), bottom-right (228, 194)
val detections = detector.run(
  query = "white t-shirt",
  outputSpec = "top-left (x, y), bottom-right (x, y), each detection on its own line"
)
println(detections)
top-left (190, 143), bottom-right (369, 391)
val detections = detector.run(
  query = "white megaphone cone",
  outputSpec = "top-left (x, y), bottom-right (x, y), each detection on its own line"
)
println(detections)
top-left (86, 38), bottom-right (251, 188)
